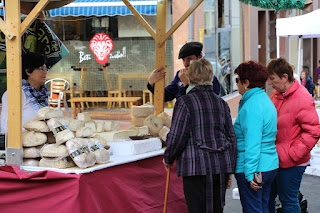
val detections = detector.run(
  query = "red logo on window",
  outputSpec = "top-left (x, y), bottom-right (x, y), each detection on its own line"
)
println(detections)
top-left (89, 33), bottom-right (114, 65)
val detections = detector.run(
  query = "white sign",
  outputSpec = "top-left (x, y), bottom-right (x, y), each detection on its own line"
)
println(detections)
top-left (109, 47), bottom-right (126, 59)
top-left (79, 51), bottom-right (91, 63)
top-left (79, 47), bottom-right (127, 63)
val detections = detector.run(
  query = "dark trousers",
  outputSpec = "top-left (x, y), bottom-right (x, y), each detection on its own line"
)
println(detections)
top-left (268, 166), bottom-right (306, 213)
top-left (183, 175), bottom-right (226, 213)
top-left (235, 169), bottom-right (277, 213)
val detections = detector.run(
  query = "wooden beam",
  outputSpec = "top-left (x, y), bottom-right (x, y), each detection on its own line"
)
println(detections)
top-left (0, 18), bottom-right (15, 40)
top-left (20, 0), bottom-right (50, 35)
top-left (122, 0), bottom-right (156, 40)
top-left (154, 0), bottom-right (167, 115)
top-left (6, 0), bottom-right (23, 165)
top-left (159, 0), bottom-right (203, 45)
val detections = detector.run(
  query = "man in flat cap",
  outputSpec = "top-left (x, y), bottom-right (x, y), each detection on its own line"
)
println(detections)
top-left (147, 42), bottom-right (220, 102)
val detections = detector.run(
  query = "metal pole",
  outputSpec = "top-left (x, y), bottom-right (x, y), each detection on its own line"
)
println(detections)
top-left (188, 0), bottom-right (194, 42)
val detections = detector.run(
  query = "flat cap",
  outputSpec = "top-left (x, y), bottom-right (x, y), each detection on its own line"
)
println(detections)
top-left (178, 42), bottom-right (203, 59)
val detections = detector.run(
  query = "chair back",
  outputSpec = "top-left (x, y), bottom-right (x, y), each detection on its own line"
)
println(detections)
top-left (45, 78), bottom-right (70, 100)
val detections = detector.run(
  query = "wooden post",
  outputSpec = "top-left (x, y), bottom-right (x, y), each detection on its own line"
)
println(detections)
top-left (154, 0), bottom-right (167, 115)
top-left (5, 0), bottom-right (23, 167)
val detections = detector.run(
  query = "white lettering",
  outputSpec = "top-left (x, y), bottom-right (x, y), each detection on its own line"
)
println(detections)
top-left (109, 47), bottom-right (126, 59)
top-left (79, 51), bottom-right (92, 63)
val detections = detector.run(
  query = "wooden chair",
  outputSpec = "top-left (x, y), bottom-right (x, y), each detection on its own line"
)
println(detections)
top-left (45, 78), bottom-right (70, 117)
top-left (142, 89), bottom-right (153, 104)
top-left (102, 67), bottom-right (128, 108)
top-left (66, 68), bottom-right (89, 109)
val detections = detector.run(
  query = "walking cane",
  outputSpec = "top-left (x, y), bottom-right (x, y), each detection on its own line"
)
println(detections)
top-left (163, 167), bottom-right (171, 213)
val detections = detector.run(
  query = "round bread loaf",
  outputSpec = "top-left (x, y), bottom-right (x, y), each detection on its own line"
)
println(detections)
top-left (131, 105), bottom-right (155, 117)
top-left (41, 144), bottom-right (69, 158)
top-left (55, 129), bottom-right (75, 145)
top-left (76, 127), bottom-right (93, 138)
top-left (91, 135), bottom-right (109, 149)
top-left (37, 107), bottom-right (64, 120)
top-left (22, 131), bottom-right (47, 147)
top-left (158, 126), bottom-right (170, 142)
top-left (66, 138), bottom-right (96, 168)
top-left (157, 112), bottom-right (172, 128)
top-left (39, 157), bottom-right (75, 169)
top-left (68, 119), bottom-right (85, 132)
top-left (23, 159), bottom-right (40, 167)
top-left (23, 119), bottom-right (50, 132)
top-left (143, 114), bottom-right (163, 136)
top-left (88, 138), bottom-right (110, 164)
top-left (131, 116), bottom-right (147, 127)
top-left (23, 146), bottom-right (42, 158)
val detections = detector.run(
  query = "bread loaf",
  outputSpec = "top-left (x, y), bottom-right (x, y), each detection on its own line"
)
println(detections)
top-left (68, 119), bottom-right (85, 132)
top-left (76, 127), bottom-right (93, 138)
top-left (104, 120), bottom-right (120, 132)
top-left (88, 138), bottom-right (110, 164)
top-left (66, 138), bottom-right (96, 168)
top-left (94, 130), bottom-right (135, 142)
top-left (85, 121), bottom-right (97, 132)
top-left (23, 159), bottom-right (40, 167)
top-left (23, 119), bottom-right (50, 132)
top-left (129, 126), bottom-right (149, 135)
top-left (41, 144), bottom-right (69, 158)
top-left (22, 131), bottom-right (47, 147)
top-left (91, 135), bottom-right (109, 149)
top-left (77, 112), bottom-right (91, 122)
top-left (131, 105), bottom-right (155, 117)
top-left (37, 107), bottom-right (63, 120)
top-left (46, 118), bottom-right (66, 134)
top-left (157, 112), bottom-right (172, 128)
top-left (131, 116), bottom-right (147, 127)
top-left (55, 129), bottom-right (75, 145)
top-left (158, 126), bottom-right (170, 142)
top-left (39, 157), bottom-right (75, 169)
top-left (95, 121), bottom-right (105, 133)
top-left (23, 146), bottom-right (42, 158)
top-left (143, 115), bottom-right (163, 136)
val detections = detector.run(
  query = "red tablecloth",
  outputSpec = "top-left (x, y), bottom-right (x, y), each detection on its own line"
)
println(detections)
top-left (0, 156), bottom-right (188, 213)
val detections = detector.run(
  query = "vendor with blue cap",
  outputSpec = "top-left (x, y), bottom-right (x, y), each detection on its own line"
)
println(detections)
top-left (147, 42), bottom-right (221, 102)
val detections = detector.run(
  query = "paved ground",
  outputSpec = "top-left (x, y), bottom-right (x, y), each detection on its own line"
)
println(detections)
top-left (224, 174), bottom-right (320, 213)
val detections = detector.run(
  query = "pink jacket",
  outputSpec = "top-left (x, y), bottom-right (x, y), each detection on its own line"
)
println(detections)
top-left (270, 80), bottom-right (320, 168)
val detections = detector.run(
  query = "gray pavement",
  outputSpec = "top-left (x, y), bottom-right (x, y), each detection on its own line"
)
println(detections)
top-left (224, 174), bottom-right (320, 213)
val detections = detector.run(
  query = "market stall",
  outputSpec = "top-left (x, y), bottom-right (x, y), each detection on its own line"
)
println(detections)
top-left (0, 0), bottom-right (202, 211)
top-left (276, 9), bottom-right (320, 77)
top-left (0, 154), bottom-right (188, 213)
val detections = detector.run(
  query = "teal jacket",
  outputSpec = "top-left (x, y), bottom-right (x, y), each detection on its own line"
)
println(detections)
top-left (234, 87), bottom-right (279, 182)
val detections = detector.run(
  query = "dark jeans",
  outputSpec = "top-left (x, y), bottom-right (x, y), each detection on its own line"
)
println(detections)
top-left (183, 174), bottom-right (227, 213)
top-left (235, 169), bottom-right (277, 213)
top-left (268, 166), bottom-right (306, 213)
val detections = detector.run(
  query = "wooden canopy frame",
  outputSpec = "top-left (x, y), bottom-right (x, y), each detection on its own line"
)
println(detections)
top-left (2, 0), bottom-right (203, 167)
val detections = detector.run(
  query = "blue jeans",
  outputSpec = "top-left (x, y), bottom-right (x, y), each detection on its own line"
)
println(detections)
top-left (235, 169), bottom-right (277, 213)
top-left (268, 166), bottom-right (306, 213)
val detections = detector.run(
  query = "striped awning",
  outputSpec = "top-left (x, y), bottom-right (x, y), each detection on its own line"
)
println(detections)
top-left (49, 0), bottom-right (157, 17)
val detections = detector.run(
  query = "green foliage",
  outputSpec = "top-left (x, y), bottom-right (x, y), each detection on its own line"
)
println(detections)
top-left (239, 0), bottom-right (306, 10)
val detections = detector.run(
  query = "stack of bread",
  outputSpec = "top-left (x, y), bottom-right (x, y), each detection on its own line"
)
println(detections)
top-left (131, 104), bottom-right (172, 143)
top-left (22, 119), bottom-right (49, 167)
top-left (22, 107), bottom-right (113, 169)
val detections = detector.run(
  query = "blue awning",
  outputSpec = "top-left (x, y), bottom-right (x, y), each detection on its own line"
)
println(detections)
top-left (49, 0), bottom-right (157, 17)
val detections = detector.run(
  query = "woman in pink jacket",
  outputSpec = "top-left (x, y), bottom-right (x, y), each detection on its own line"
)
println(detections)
top-left (267, 57), bottom-right (320, 213)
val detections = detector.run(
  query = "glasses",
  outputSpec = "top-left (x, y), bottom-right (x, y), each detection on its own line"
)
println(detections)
top-left (236, 77), bottom-right (239, 84)
top-left (38, 66), bottom-right (50, 72)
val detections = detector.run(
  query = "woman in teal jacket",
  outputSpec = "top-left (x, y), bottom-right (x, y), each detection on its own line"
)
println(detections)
top-left (233, 61), bottom-right (279, 213)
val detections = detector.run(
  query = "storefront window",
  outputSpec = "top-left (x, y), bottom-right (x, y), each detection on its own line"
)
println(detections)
top-left (45, 0), bottom-right (243, 113)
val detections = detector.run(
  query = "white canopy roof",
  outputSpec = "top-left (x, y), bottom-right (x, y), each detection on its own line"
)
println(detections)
top-left (276, 9), bottom-right (320, 38)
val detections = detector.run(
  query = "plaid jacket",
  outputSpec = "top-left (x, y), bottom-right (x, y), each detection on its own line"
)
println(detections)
top-left (164, 85), bottom-right (237, 177)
